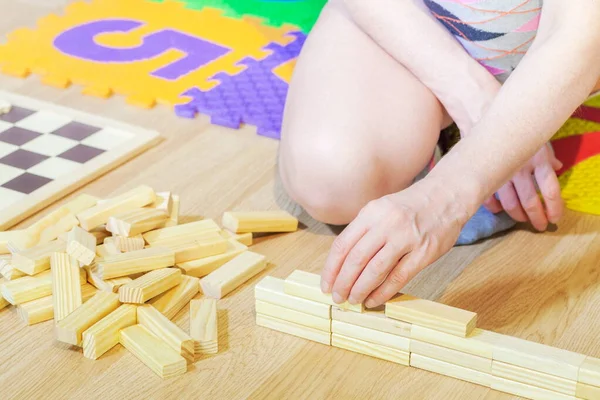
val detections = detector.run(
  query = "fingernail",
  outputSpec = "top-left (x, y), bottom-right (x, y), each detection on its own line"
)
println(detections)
top-left (365, 299), bottom-right (377, 308)
top-left (332, 292), bottom-right (343, 304)
top-left (347, 296), bottom-right (358, 305)
top-left (321, 280), bottom-right (331, 293)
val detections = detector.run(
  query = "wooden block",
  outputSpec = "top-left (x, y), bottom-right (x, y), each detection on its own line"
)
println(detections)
top-left (85, 264), bottom-right (132, 293)
top-left (190, 299), bottom-right (218, 355)
top-left (332, 333), bottom-right (409, 366)
top-left (55, 291), bottom-right (120, 345)
top-left (411, 340), bottom-right (491, 373)
top-left (283, 270), bottom-right (363, 313)
top-left (90, 227), bottom-right (111, 245)
top-left (143, 220), bottom-right (220, 246)
top-left (66, 226), bottom-right (96, 266)
top-left (492, 334), bottom-right (587, 381)
top-left (149, 275), bottom-right (199, 320)
top-left (152, 192), bottom-right (173, 214)
top-left (256, 313), bottom-right (331, 346)
top-left (385, 294), bottom-right (477, 337)
top-left (0, 278), bottom-right (8, 310)
top-left (76, 185), bottom-right (156, 231)
top-left (492, 360), bottom-right (577, 396)
top-left (51, 253), bottom-right (83, 321)
top-left (331, 320), bottom-right (409, 351)
top-left (112, 235), bottom-right (145, 252)
top-left (138, 304), bottom-right (194, 362)
top-left (411, 325), bottom-right (499, 359)
top-left (82, 304), bottom-right (137, 360)
top-left (96, 247), bottom-right (175, 280)
top-left (119, 324), bottom-right (187, 379)
top-left (256, 300), bottom-right (330, 332)
top-left (0, 270), bottom-right (54, 305)
top-left (96, 242), bottom-right (121, 258)
top-left (577, 382), bottom-right (600, 400)
top-left (219, 229), bottom-right (253, 246)
top-left (176, 239), bottom-right (247, 278)
top-left (26, 194), bottom-right (98, 246)
top-left (221, 211), bottom-right (298, 233)
top-left (255, 276), bottom-right (331, 319)
top-left (16, 284), bottom-right (97, 325)
top-left (411, 354), bottom-right (492, 388)
top-left (0, 230), bottom-right (28, 255)
top-left (579, 356), bottom-right (600, 387)
top-left (200, 251), bottom-right (266, 299)
top-left (491, 376), bottom-right (577, 400)
top-left (119, 268), bottom-right (182, 304)
top-left (107, 208), bottom-right (168, 237)
top-left (0, 258), bottom-right (26, 281)
top-left (161, 234), bottom-right (228, 264)
top-left (164, 195), bottom-right (179, 228)
top-left (12, 240), bottom-right (67, 275)
top-left (332, 307), bottom-right (410, 338)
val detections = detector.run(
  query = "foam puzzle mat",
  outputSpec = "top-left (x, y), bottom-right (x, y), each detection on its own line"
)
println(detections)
top-left (0, 91), bottom-right (160, 230)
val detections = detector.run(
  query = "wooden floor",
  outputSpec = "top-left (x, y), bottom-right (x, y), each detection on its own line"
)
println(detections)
top-left (1, 2), bottom-right (600, 399)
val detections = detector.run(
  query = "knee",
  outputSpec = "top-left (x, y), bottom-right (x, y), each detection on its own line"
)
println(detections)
top-left (279, 136), bottom-right (382, 225)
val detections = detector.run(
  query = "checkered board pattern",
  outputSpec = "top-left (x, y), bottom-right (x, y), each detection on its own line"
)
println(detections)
top-left (0, 91), bottom-right (160, 230)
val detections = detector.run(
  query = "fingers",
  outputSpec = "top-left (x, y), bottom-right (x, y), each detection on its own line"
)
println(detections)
top-left (483, 195), bottom-right (503, 213)
top-left (513, 174), bottom-right (548, 231)
top-left (321, 217), bottom-right (368, 293)
top-left (535, 164), bottom-right (564, 224)
top-left (497, 182), bottom-right (528, 222)
top-left (347, 242), bottom-right (408, 305)
top-left (364, 253), bottom-right (421, 308)
top-left (331, 230), bottom-right (386, 304)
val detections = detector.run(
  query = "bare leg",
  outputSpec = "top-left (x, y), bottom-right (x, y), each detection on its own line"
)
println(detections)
top-left (279, 1), bottom-right (451, 225)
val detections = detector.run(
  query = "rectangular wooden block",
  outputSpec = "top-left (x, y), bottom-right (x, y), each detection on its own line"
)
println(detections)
top-left (82, 304), bottom-right (137, 360)
top-left (90, 227), bottom-right (111, 245)
top-left (411, 354), bottom-right (492, 388)
top-left (164, 194), bottom-right (179, 228)
top-left (283, 270), bottom-right (363, 313)
top-left (332, 307), bottom-right (410, 338)
top-left (255, 276), bottom-right (331, 319)
top-left (143, 220), bottom-right (220, 246)
top-left (332, 333), bottom-right (409, 366)
top-left (221, 211), bottom-right (298, 233)
top-left (577, 381), bottom-right (600, 400)
top-left (256, 313), bottom-right (331, 346)
top-left (190, 299), bottom-right (218, 355)
top-left (385, 294), bottom-right (477, 337)
top-left (256, 300), bottom-right (330, 332)
top-left (66, 226), bottom-right (96, 266)
top-left (491, 376), bottom-right (577, 400)
top-left (0, 278), bottom-right (8, 310)
top-left (152, 192), bottom-right (173, 214)
top-left (149, 275), bottom-right (199, 320)
top-left (219, 229), bottom-right (253, 246)
top-left (85, 266), bottom-right (132, 293)
top-left (0, 257), bottom-right (25, 281)
top-left (119, 268), bottom-right (182, 304)
top-left (112, 235), bottom-right (145, 252)
top-left (55, 291), bottom-right (120, 346)
top-left (176, 239), bottom-right (247, 278)
top-left (0, 230), bottom-right (28, 255)
top-left (76, 185), bottom-right (156, 231)
top-left (51, 253), bottom-right (83, 321)
top-left (492, 334), bottom-right (587, 381)
top-left (137, 305), bottom-right (194, 362)
top-left (96, 247), bottom-right (175, 279)
top-left (411, 339), bottom-right (491, 373)
top-left (16, 284), bottom-right (97, 325)
top-left (492, 360), bottom-right (577, 396)
top-left (331, 320), bottom-right (409, 351)
top-left (1, 270), bottom-right (54, 305)
top-left (579, 356), bottom-right (600, 387)
top-left (107, 208), bottom-right (168, 237)
top-left (120, 324), bottom-right (187, 379)
top-left (200, 251), bottom-right (266, 299)
top-left (410, 325), bottom-right (500, 359)
top-left (12, 240), bottom-right (66, 275)
top-left (163, 235), bottom-right (228, 264)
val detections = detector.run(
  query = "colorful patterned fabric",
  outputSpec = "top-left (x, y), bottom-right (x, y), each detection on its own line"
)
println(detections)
top-left (424, 0), bottom-right (542, 82)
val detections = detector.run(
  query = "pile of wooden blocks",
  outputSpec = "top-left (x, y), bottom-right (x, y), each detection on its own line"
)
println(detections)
top-left (255, 270), bottom-right (600, 400)
top-left (0, 185), bottom-right (299, 379)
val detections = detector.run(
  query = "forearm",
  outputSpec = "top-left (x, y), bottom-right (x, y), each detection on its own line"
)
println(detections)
top-left (342, 0), bottom-right (500, 132)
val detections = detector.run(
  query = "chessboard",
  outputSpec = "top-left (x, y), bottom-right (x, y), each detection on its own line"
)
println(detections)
top-left (0, 91), bottom-right (160, 230)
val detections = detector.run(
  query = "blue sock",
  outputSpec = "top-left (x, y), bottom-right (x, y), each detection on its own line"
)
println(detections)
top-left (456, 206), bottom-right (516, 245)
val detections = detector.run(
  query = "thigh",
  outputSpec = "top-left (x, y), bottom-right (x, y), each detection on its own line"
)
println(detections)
top-left (280, 0), bottom-right (451, 194)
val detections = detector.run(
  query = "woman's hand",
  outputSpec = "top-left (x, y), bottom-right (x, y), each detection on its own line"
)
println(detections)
top-left (320, 179), bottom-right (470, 308)
top-left (483, 143), bottom-right (564, 231)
